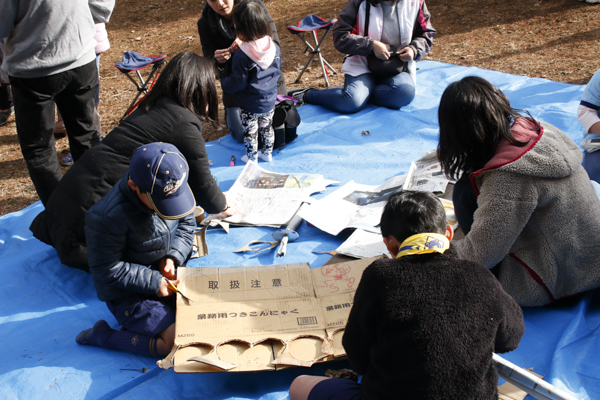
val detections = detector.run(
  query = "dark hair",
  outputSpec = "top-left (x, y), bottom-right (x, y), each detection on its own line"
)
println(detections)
top-left (436, 76), bottom-right (539, 180)
top-left (233, 0), bottom-right (272, 42)
top-left (380, 191), bottom-right (447, 243)
top-left (137, 52), bottom-right (219, 123)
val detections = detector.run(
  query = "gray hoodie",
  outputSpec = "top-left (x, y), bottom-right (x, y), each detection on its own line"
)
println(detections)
top-left (0, 0), bottom-right (114, 78)
top-left (455, 119), bottom-right (600, 307)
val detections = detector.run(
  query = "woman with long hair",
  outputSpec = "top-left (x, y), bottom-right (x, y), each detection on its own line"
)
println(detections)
top-left (438, 76), bottom-right (600, 307)
top-left (30, 52), bottom-right (234, 272)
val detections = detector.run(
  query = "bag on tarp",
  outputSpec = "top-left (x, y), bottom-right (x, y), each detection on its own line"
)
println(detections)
top-left (260, 97), bottom-right (301, 150)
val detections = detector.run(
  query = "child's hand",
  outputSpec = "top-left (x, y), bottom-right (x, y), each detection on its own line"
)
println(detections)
top-left (398, 46), bottom-right (415, 61)
top-left (159, 257), bottom-right (176, 280)
top-left (372, 41), bottom-right (390, 60)
top-left (214, 48), bottom-right (232, 64)
top-left (230, 38), bottom-right (242, 53)
top-left (157, 278), bottom-right (179, 297)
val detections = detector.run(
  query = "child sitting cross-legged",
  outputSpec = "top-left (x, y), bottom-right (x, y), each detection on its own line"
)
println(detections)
top-left (289, 190), bottom-right (525, 400)
top-left (75, 142), bottom-right (196, 357)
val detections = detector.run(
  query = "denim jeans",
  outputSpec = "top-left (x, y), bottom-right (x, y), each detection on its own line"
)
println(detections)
top-left (226, 106), bottom-right (244, 143)
top-left (10, 59), bottom-right (100, 204)
top-left (583, 109), bottom-right (600, 183)
top-left (306, 71), bottom-right (416, 114)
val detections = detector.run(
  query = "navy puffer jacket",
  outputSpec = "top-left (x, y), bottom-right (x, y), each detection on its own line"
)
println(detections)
top-left (85, 177), bottom-right (196, 302)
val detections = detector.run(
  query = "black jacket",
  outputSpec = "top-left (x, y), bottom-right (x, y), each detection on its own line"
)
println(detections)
top-left (196, 0), bottom-right (286, 107)
top-left (342, 247), bottom-right (525, 400)
top-left (30, 96), bottom-right (226, 272)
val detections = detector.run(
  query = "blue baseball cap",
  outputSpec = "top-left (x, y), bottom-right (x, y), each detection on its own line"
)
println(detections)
top-left (128, 143), bottom-right (196, 219)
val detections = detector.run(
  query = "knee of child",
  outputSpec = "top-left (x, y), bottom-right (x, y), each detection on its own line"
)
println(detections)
top-left (289, 375), bottom-right (330, 400)
top-left (156, 323), bottom-right (176, 356)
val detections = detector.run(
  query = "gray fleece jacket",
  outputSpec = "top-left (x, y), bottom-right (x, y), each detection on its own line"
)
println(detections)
top-left (455, 119), bottom-right (600, 307)
top-left (0, 0), bottom-right (114, 78)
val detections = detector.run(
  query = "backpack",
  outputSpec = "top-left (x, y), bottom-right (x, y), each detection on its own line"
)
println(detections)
top-left (260, 98), bottom-right (301, 151)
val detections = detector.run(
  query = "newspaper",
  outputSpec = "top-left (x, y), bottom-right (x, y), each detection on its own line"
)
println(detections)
top-left (298, 151), bottom-right (453, 236)
top-left (214, 161), bottom-right (336, 228)
top-left (336, 229), bottom-right (392, 259)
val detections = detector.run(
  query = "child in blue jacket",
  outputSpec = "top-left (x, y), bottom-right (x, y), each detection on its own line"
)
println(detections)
top-left (221, 0), bottom-right (281, 163)
top-left (76, 142), bottom-right (196, 357)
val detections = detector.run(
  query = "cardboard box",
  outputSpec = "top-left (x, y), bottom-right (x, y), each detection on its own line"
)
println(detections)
top-left (159, 257), bottom-right (382, 373)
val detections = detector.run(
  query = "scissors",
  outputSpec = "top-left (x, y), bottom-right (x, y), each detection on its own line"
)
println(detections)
top-left (164, 277), bottom-right (194, 302)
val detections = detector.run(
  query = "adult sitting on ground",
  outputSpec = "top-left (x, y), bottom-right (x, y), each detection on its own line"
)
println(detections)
top-left (30, 52), bottom-right (234, 272)
top-left (438, 76), bottom-right (600, 307)
top-left (197, 0), bottom-right (286, 143)
top-left (288, 0), bottom-right (435, 114)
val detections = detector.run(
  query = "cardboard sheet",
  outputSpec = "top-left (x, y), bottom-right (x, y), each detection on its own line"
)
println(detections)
top-left (167, 258), bottom-right (380, 372)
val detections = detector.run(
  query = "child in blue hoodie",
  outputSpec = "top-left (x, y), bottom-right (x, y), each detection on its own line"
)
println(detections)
top-left (221, 0), bottom-right (281, 163)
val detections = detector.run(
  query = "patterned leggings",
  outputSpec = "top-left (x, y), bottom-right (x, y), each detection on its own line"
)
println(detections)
top-left (240, 109), bottom-right (274, 161)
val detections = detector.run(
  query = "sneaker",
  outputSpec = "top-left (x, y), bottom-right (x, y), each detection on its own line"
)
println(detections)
top-left (61, 153), bottom-right (73, 166)
top-left (241, 154), bottom-right (250, 163)
top-left (0, 106), bottom-right (13, 127)
top-left (287, 87), bottom-right (316, 106)
top-left (258, 151), bottom-right (273, 162)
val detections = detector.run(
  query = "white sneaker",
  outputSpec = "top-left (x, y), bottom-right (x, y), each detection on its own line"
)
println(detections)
top-left (258, 151), bottom-right (273, 162)
top-left (241, 154), bottom-right (250, 163)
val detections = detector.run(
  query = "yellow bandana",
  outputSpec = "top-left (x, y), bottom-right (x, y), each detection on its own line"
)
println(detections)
top-left (396, 233), bottom-right (450, 258)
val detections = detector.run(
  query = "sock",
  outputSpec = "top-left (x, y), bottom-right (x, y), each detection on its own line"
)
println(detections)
top-left (76, 320), bottom-right (160, 357)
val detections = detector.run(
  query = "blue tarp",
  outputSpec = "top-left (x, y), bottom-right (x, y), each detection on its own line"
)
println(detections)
top-left (1, 61), bottom-right (597, 399)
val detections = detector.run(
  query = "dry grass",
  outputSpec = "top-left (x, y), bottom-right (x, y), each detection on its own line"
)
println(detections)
top-left (1, 0), bottom-right (599, 215)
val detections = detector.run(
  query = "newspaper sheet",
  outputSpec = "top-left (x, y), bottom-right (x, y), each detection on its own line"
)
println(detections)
top-left (336, 229), bottom-right (392, 259)
top-left (217, 161), bottom-right (337, 227)
top-left (298, 151), bottom-right (453, 236)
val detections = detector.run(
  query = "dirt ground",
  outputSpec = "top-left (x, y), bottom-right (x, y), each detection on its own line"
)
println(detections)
top-left (1, 0), bottom-right (599, 216)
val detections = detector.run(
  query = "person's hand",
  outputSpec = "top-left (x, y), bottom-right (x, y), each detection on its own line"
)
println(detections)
top-left (221, 191), bottom-right (237, 217)
top-left (230, 37), bottom-right (242, 53)
top-left (159, 257), bottom-right (176, 280)
top-left (214, 48), bottom-right (231, 64)
top-left (372, 41), bottom-right (390, 60)
top-left (398, 46), bottom-right (415, 61)
top-left (157, 278), bottom-right (179, 297)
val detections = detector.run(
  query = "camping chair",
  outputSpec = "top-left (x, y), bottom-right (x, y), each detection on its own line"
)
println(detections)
top-left (115, 51), bottom-right (167, 121)
top-left (287, 15), bottom-right (338, 87)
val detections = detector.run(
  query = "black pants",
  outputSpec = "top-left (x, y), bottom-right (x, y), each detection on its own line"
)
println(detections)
top-left (10, 60), bottom-right (100, 205)
top-left (0, 84), bottom-right (11, 110)
top-left (452, 172), bottom-right (478, 235)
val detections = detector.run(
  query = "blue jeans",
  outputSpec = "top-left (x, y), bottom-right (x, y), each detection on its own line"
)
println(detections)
top-left (306, 72), bottom-right (415, 114)
top-left (226, 106), bottom-right (244, 143)
top-left (583, 109), bottom-right (600, 183)
top-left (584, 150), bottom-right (600, 183)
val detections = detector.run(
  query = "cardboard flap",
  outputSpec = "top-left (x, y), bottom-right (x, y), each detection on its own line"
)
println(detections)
top-left (187, 355), bottom-right (239, 371)
top-left (190, 228), bottom-right (208, 259)
top-left (170, 259), bottom-right (382, 373)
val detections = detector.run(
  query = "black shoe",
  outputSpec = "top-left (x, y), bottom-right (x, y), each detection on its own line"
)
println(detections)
top-left (287, 87), bottom-right (316, 106)
top-left (0, 106), bottom-right (13, 127)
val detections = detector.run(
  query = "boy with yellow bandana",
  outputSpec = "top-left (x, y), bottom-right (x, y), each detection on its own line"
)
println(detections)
top-left (290, 191), bottom-right (524, 400)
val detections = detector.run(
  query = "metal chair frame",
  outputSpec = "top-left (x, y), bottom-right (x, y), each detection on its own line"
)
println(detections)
top-left (288, 17), bottom-right (338, 87)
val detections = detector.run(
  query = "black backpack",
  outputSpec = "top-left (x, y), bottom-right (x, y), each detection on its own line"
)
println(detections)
top-left (260, 99), bottom-right (301, 151)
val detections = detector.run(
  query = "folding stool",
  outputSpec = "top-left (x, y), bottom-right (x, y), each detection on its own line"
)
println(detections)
top-left (115, 51), bottom-right (167, 121)
top-left (287, 15), bottom-right (338, 87)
